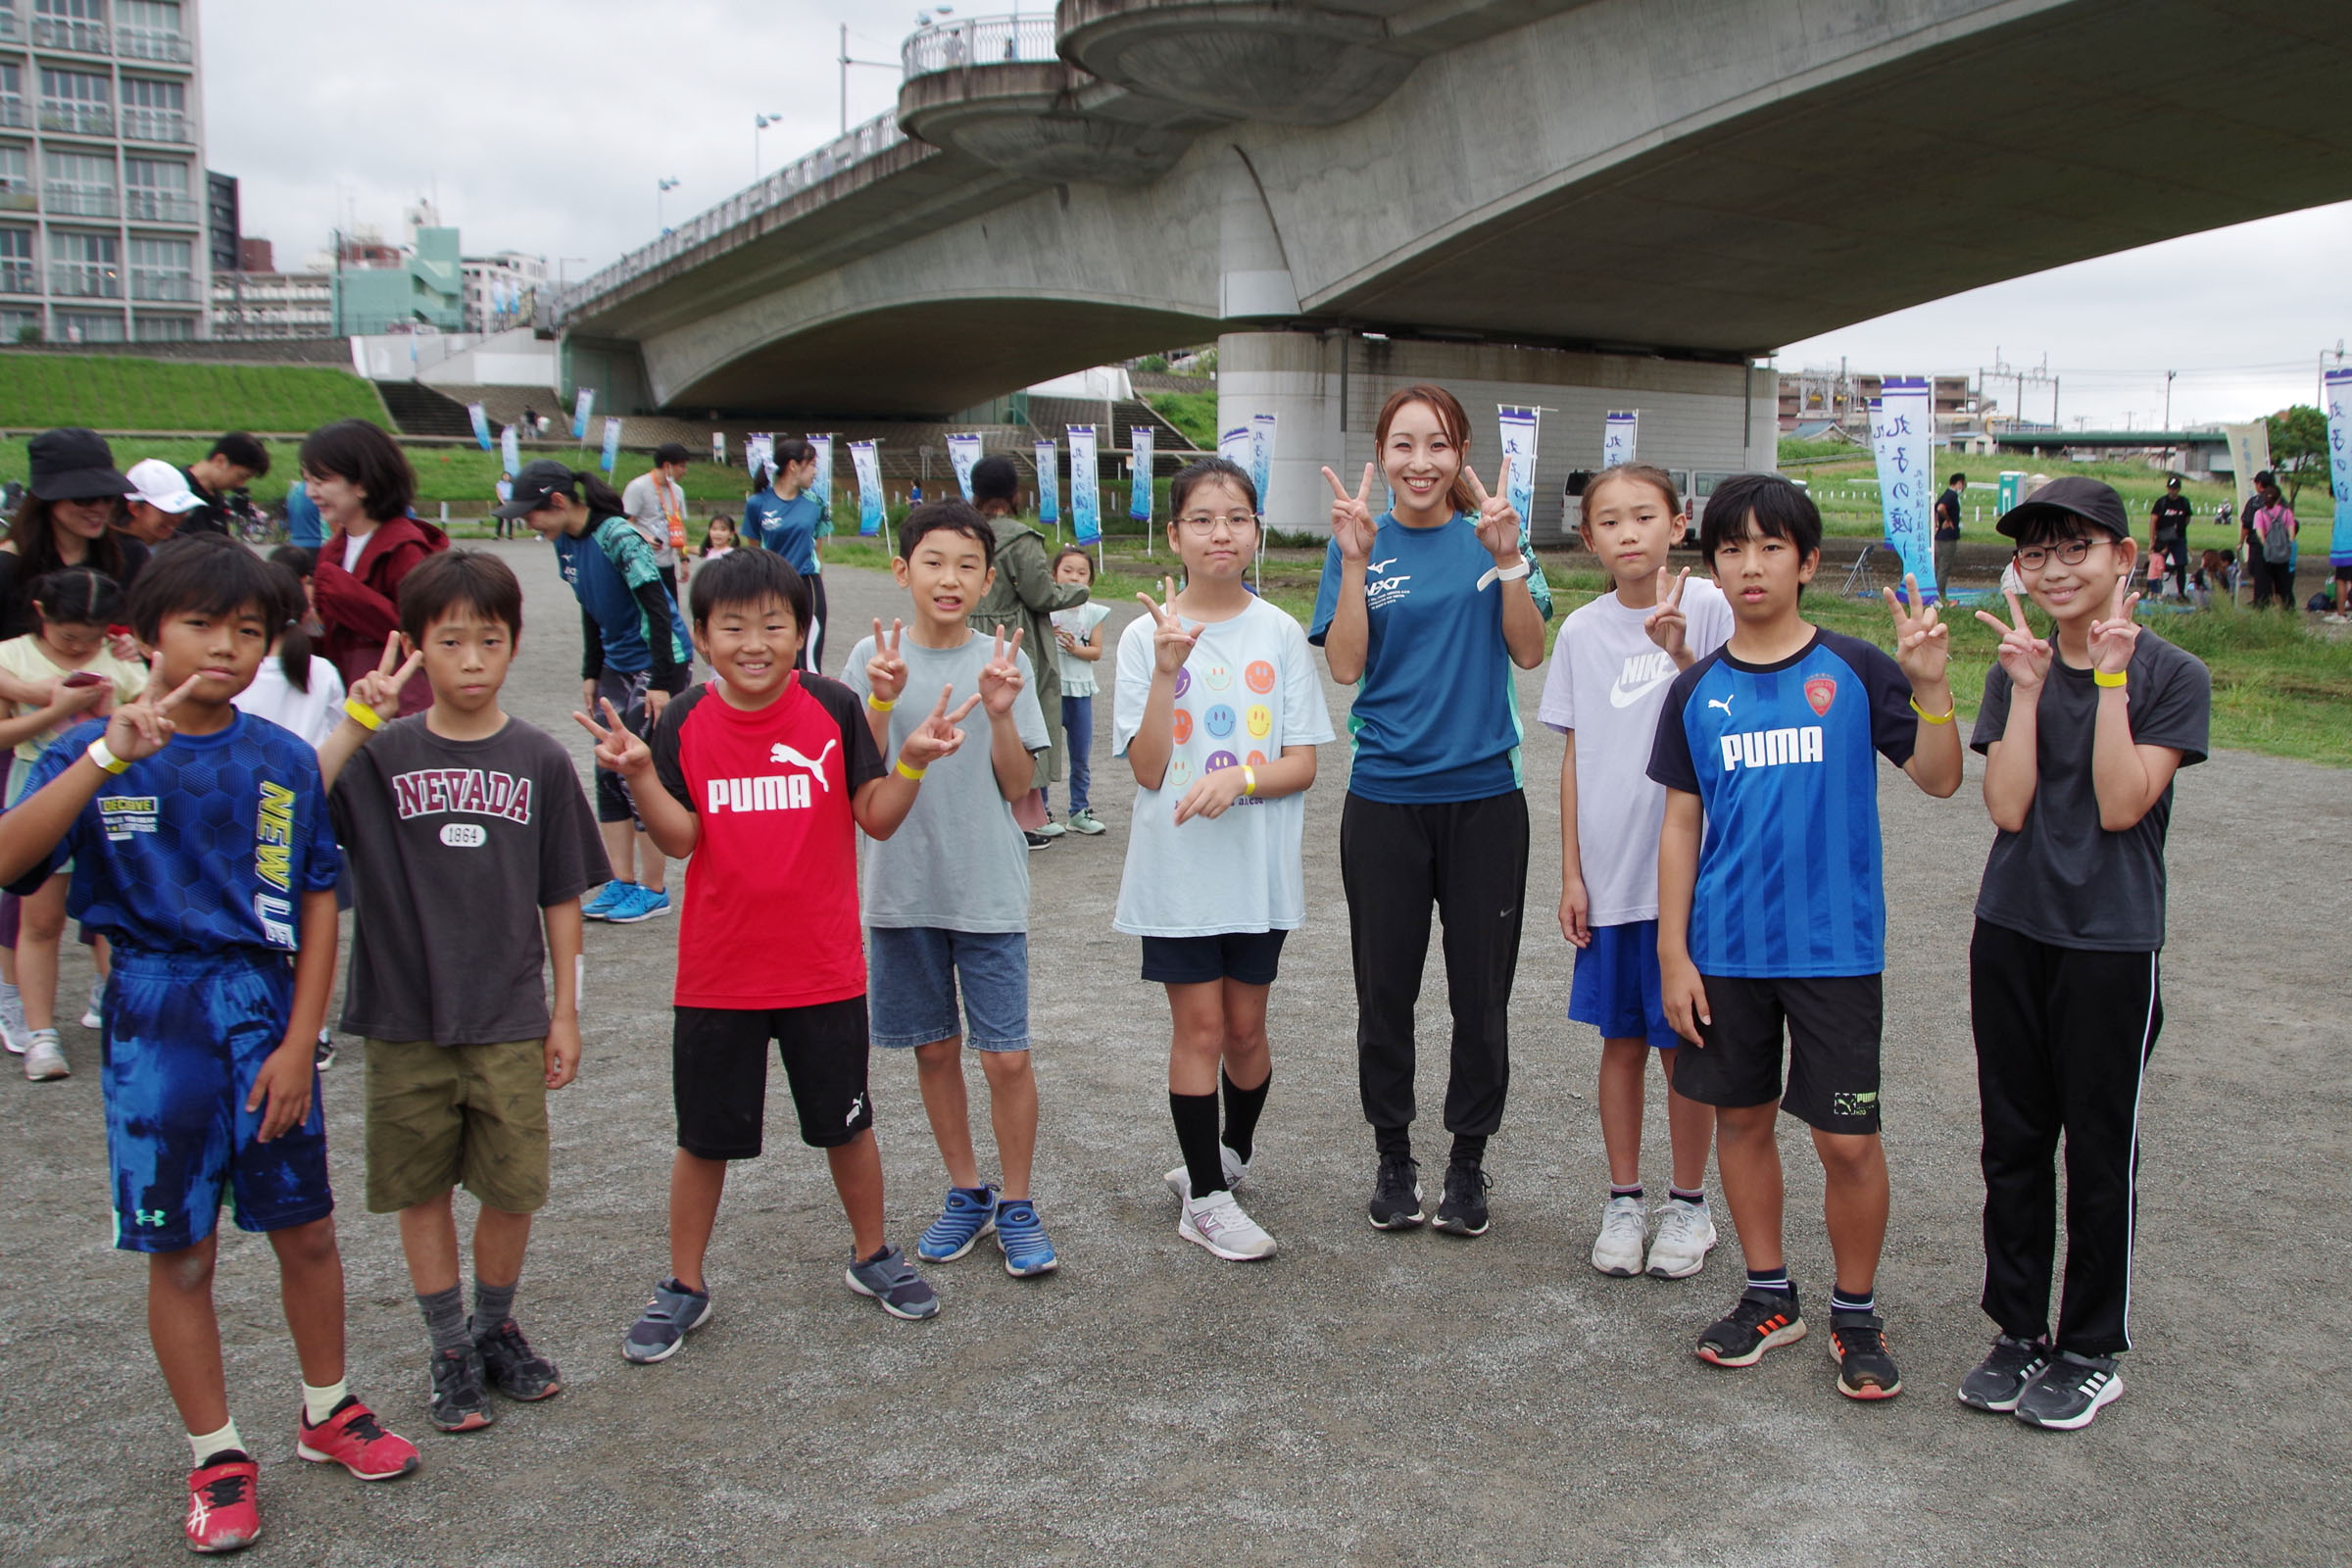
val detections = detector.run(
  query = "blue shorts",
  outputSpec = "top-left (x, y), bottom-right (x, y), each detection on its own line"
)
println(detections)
top-left (865, 927), bottom-right (1030, 1052)
top-left (104, 948), bottom-right (332, 1252)
top-left (1569, 920), bottom-right (1681, 1050)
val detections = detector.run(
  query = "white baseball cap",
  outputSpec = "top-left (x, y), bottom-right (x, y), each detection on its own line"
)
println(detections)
top-left (124, 458), bottom-right (202, 514)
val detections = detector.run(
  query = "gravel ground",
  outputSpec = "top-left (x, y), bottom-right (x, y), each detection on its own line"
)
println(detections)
top-left (1, 539), bottom-right (2344, 1566)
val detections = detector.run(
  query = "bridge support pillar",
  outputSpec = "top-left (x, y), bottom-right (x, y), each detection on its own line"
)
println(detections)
top-left (1217, 330), bottom-right (1345, 539)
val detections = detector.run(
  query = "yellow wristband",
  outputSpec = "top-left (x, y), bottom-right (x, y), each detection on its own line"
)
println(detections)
top-left (1241, 764), bottom-right (1258, 798)
top-left (342, 698), bottom-right (384, 731)
top-left (867, 694), bottom-right (895, 711)
top-left (85, 736), bottom-right (129, 774)
top-left (1907, 697), bottom-right (1955, 725)
top-left (895, 759), bottom-right (925, 782)
top-left (2092, 668), bottom-right (2128, 689)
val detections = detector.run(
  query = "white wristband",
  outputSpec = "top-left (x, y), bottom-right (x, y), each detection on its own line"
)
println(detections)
top-left (86, 736), bottom-right (129, 774)
top-left (1477, 557), bottom-right (1532, 590)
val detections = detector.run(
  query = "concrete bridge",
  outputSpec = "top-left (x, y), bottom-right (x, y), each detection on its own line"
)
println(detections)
top-left (556, 0), bottom-right (2352, 532)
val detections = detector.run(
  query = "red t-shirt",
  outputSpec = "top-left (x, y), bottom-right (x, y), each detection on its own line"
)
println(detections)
top-left (651, 675), bottom-right (883, 1008)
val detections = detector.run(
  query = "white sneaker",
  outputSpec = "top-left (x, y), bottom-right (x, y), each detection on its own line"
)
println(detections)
top-left (23, 1029), bottom-right (68, 1081)
top-left (1179, 1188), bottom-right (1277, 1260)
top-left (0, 988), bottom-right (25, 1054)
top-left (1034, 819), bottom-right (1067, 839)
top-left (79, 976), bottom-right (104, 1031)
top-left (1645, 1196), bottom-right (1718, 1279)
top-left (1590, 1194), bottom-right (1648, 1276)
top-left (1163, 1144), bottom-right (1250, 1202)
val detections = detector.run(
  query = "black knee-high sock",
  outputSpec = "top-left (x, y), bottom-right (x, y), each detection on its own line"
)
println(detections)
top-left (1221, 1068), bottom-right (1270, 1164)
top-left (1170, 1091), bottom-right (1224, 1200)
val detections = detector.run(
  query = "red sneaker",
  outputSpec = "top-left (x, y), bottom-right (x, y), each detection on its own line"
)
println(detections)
top-left (294, 1396), bottom-right (420, 1481)
top-left (184, 1452), bottom-right (261, 1554)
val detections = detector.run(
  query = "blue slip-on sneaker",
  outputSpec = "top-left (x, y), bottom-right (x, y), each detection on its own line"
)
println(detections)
top-left (620, 1278), bottom-right (712, 1364)
top-left (994, 1199), bottom-right (1059, 1278)
top-left (845, 1245), bottom-right (940, 1320)
top-left (581, 882), bottom-right (635, 921)
top-left (606, 885), bottom-right (670, 924)
top-left (915, 1185), bottom-right (998, 1263)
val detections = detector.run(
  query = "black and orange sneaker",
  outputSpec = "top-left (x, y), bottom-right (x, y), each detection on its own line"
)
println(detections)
top-left (1830, 1308), bottom-right (1903, 1399)
top-left (1696, 1288), bottom-right (1807, 1367)
top-left (184, 1450), bottom-right (260, 1554)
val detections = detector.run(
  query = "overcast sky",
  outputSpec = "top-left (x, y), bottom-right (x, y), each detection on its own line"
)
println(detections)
top-left (203, 0), bottom-right (2347, 429)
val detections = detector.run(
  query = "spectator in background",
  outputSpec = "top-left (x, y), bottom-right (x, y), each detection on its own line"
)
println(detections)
top-left (622, 442), bottom-right (691, 605)
top-left (307, 419), bottom-right (448, 715)
top-left (1934, 471), bottom-right (1965, 602)
top-left (121, 459), bottom-right (206, 546)
top-left (742, 440), bottom-right (831, 669)
top-left (283, 476), bottom-right (325, 549)
top-left (0, 428), bottom-right (148, 642)
top-left (967, 454), bottom-right (1089, 845)
top-left (177, 431), bottom-right (270, 537)
top-left (2244, 470), bottom-right (2296, 611)
top-left (2148, 475), bottom-right (2192, 601)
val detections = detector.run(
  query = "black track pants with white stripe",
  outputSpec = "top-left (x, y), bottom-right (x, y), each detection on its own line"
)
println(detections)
top-left (1969, 918), bottom-right (2162, 1358)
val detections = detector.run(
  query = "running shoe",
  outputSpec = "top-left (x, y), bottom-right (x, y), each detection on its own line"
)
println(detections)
top-left (1065, 808), bottom-right (1106, 835)
top-left (1367, 1153), bottom-right (1425, 1230)
top-left (1830, 1309), bottom-right (1903, 1400)
top-left (474, 1317), bottom-right (562, 1401)
top-left (1645, 1198), bottom-right (1717, 1280)
top-left (1162, 1144), bottom-right (1250, 1202)
top-left (620, 1278), bottom-right (712, 1364)
top-left (606, 885), bottom-right (669, 924)
top-left (79, 975), bottom-right (104, 1031)
top-left (1431, 1160), bottom-right (1492, 1237)
top-left (580, 882), bottom-right (634, 921)
top-left (23, 1028), bottom-right (67, 1081)
top-left (1034, 818), bottom-right (1067, 839)
top-left (1179, 1188), bottom-right (1277, 1260)
top-left (294, 1396), bottom-right (420, 1481)
top-left (1957, 1334), bottom-right (2052, 1412)
top-left (2013, 1349), bottom-right (2122, 1430)
top-left (0, 987), bottom-right (26, 1054)
top-left (1023, 831), bottom-right (1053, 852)
top-left (1591, 1194), bottom-right (1649, 1276)
top-left (425, 1346), bottom-right (495, 1432)
top-left (184, 1451), bottom-right (261, 1554)
top-left (845, 1244), bottom-right (940, 1319)
top-left (1695, 1288), bottom-right (1807, 1367)
top-left (313, 1031), bottom-right (334, 1072)
top-left (994, 1199), bottom-right (1059, 1278)
top-left (914, 1185), bottom-right (998, 1263)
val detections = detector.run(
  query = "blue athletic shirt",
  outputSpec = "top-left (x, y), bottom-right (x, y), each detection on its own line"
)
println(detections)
top-left (1645, 628), bottom-right (1914, 978)
top-left (1308, 513), bottom-right (1522, 804)
top-left (744, 489), bottom-right (824, 575)
top-left (553, 516), bottom-right (691, 676)
top-left (10, 713), bottom-right (342, 956)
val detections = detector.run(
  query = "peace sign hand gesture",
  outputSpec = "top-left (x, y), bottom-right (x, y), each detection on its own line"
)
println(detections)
top-left (1971, 588), bottom-right (2053, 696)
top-left (865, 618), bottom-right (908, 707)
top-left (1465, 456), bottom-right (1522, 564)
top-left (1322, 463), bottom-right (1379, 564)
top-left (1882, 574), bottom-right (1950, 688)
top-left (571, 698), bottom-right (652, 777)
top-left (1137, 575), bottom-right (1200, 677)
top-left (1644, 566), bottom-right (1691, 661)
top-left (103, 666), bottom-right (204, 763)
top-left (348, 634), bottom-right (423, 727)
top-left (977, 626), bottom-right (1026, 716)
top-left (2086, 577), bottom-right (2141, 678)
top-left (900, 684), bottom-right (983, 770)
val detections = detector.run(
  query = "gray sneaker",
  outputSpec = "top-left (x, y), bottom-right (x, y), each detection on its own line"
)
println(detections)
top-left (845, 1244), bottom-right (940, 1320)
top-left (1957, 1335), bottom-right (2052, 1412)
top-left (23, 1029), bottom-right (67, 1081)
top-left (1162, 1144), bottom-right (1250, 1202)
top-left (620, 1278), bottom-right (712, 1364)
top-left (2013, 1349), bottom-right (2122, 1430)
top-left (0, 987), bottom-right (27, 1054)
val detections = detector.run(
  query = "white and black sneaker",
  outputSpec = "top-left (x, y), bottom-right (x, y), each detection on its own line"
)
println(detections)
top-left (2012, 1349), bottom-right (2122, 1430)
top-left (1366, 1153), bottom-right (1424, 1230)
top-left (1430, 1159), bottom-right (1492, 1237)
top-left (1957, 1334), bottom-right (2052, 1412)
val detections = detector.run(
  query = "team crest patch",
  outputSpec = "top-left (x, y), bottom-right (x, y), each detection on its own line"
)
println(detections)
top-left (1804, 675), bottom-right (1837, 715)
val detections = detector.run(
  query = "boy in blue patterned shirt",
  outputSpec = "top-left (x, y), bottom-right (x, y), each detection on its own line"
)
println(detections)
top-left (0, 537), bottom-right (419, 1554)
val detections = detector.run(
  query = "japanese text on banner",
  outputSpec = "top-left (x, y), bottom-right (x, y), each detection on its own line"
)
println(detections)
top-left (1069, 426), bottom-right (1101, 544)
top-left (1870, 378), bottom-right (1936, 601)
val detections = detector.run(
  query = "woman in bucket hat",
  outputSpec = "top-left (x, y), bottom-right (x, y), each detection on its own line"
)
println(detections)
top-left (0, 427), bottom-right (148, 642)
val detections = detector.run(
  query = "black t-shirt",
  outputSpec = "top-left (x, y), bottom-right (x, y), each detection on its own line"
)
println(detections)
top-left (1934, 487), bottom-right (1963, 542)
top-left (2150, 493), bottom-right (2192, 540)
top-left (1970, 633), bottom-right (2210, 951)
top-left (177, 467), bottom-right (229, 536)
top-left (330, 713), bottom-right (610, 1044)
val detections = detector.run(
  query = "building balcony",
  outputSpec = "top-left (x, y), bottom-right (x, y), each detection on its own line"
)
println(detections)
top-left (131, 270), bottom-right (196, 302)
top-left (39, 102), bottom-right (113, 136)
top-left (0, 184), bottom-right (33, 212)
top-left (44, 183), bottom-right (118, 218)
top-left (0, 97), bottom-right (24, 129)
top-left (124, 190), bottom-right (197, 223)
top-left (119, 107), bottom-right (189, 143)
top-left (0, 261), bottom-right (36, 295)
top-left (51, 262), bottom-right (120, 298)
top-left (30, 17), bottom-right (109, 54)
top-left (116, 27), bottom-right (192, 65)
top-left (0, 9), bottom-right (18, 40)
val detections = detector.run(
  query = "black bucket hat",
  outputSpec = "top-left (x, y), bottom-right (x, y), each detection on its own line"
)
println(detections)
top-left (28, 426), bottom-right (131, 502)
top-left (1994, 475), bottom-right (2130, 542)
top-left (495, 459), bottom-right (578, 518)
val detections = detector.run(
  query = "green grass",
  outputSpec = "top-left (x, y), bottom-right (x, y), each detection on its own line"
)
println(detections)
top-left (1788, 449), bottom-right (2248, 552)
top-left (1145, 391), bottom-right (1218, 451)
top-left (0, 353), bottom-right (389, 434)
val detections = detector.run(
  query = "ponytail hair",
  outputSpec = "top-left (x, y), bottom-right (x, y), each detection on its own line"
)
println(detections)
top-left (259, 560), bottom-right (316, 693)
top-left (27, 565), bottom-right (123, 631)
top-left (572, 468), bottom-right (628, 519)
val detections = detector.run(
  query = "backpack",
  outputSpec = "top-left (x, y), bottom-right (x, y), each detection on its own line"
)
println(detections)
top-left (2258, 505), bottom-right (2294, 564)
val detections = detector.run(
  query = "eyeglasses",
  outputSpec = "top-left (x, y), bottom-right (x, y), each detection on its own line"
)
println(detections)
top-left (2013, 537), bottom-right (2101, 571)
top-left (1175, 513), bottom-right (1260, 535)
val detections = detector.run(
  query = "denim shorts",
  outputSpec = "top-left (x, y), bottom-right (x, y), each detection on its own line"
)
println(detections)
top-left (866, 926), bottom-right (1030, 1052)
top-left (1568, 919), bottom-right (1682, 1050)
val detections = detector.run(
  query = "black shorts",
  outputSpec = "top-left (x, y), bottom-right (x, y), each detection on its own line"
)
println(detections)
top-left (1671, 973), bottom-right (1884, 1135)
top-left (673, 997), bottom-right (873, 1157)
top-left (1140, 930), bottom-right (1288, 987)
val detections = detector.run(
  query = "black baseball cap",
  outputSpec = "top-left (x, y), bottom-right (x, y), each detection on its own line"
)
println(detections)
top-left (1994, 475), bottom-right (2130, 541)
top-left (2165, 474), bottom-right (2182, 487)
top-left (495, 459), bottom-right (577, 518)
top-left (28, 426), bottom-right (131, 502)
top-left (654, 442), bottom-right (691, 466)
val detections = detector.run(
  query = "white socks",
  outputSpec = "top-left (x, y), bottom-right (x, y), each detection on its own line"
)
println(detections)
top-left (188, 1419), bottom-right (243, 1466)
top-left (300, 1378), bottom-right (348, 1426)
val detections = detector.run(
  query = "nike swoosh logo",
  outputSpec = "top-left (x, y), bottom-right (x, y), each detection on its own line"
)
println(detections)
top-left (1609, 672), bottom-right (1675, 709)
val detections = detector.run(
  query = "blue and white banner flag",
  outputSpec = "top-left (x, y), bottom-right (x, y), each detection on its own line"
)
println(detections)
top-left (1069, 426), bottom-right (1101, 544)
top-left (2326, 368), bottom-right (2352, 568)
top-left (808, 435), bottom-right (835, 523)
top-left (852, 440), bottom-right (883, 538)
top-left (570, 389), bottom-right (595, 441)
top-left (710, 431), bottom-right (726, 465)
top-left (1870, 378), bottom-right (1936, 601)
top-left (600, 416), bottom-right (623, 474)
top-left (1035, 439), bottom-right (1059, 525)
top-left (1129, 426), bottom-right (1154, 521)
top-left (467, 402), bottom-right (492, 451)
top-left (1496, 405), bottom-right (1552, 620)
top-left (499, 423), bottom-right (519, 478)
top-left (948, 432), bottom-right (983, 501)
top-left (1218, 424), bottom-right (1251, 470)
top-left (746, 434), bottom-right (773, 482)
top-left (1602, 411), bottom-right (1638, 468)
top-left (1250, 413), bottom-right (1276, 512)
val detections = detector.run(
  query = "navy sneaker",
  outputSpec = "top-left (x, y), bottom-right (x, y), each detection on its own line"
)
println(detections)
top-left (620, 1278), bottom-right (712, 1364)
top-left (474, 1317), bottom-right (561, 1401)
top-left (995, 1199), bottom-right (1059, 1278)
top-left (846, 1245), bottom-right (939, 1320)
top-left (914, 1185), bottom-right (998, 1263)
top-left (2013, 1349), bottom-right (2122, 1430)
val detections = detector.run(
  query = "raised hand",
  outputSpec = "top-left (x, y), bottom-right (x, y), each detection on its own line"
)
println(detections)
top-left (1644, 566), bottom-right (1691, 661)
top-left (1322, 462), bottom-right (1379, 564)
top-left (571, 697), bottom-right (651, 776)
top-left (2087, 577), bottom-right (2142, 678)
top-left (977, 625), bottom-right (1026, 716)
top-left (1882, 573), bottom-right (1950, 689)
top-left (1971, 588), bottom-right (2053, 696)
top-left (900, 683), bottom-right (983, 769)
top-left (102, 667), bottom-right (203, 763)
top-left (865, 617), bottom-right (908, 706)
top-left (1137, 575), bottom-right (1200, 677)
top-left (348, 634), bottom-right (423, 725)
top-left (1465, 456), bottom-right (1522, 563)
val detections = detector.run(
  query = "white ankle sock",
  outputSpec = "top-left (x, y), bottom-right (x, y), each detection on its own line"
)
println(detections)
top-left (300, 1378), bottom-right (348, 1426)
top-left (188, 1419), bottom-right (243, 1465)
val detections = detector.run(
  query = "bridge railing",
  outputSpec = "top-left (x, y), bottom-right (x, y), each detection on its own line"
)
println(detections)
top-left (901, 15), bottom-right (1059, 77)
top-left (554, 109), bottom-right (908, 322)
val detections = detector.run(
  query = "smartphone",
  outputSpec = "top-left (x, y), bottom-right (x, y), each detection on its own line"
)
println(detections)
top-left (60, 671), bottom-right (104, 688)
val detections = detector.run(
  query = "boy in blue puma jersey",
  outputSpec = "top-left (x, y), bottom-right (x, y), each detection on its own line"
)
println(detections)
top-left (1647, 473), bottom-right (1962, 1402)
top-left (0, 536), bottom-right (418, 1553)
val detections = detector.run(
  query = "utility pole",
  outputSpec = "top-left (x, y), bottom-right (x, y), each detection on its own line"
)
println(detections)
top-left (2163, 368), bottom-right (2176, 432)
top-left (839, 25), bottom-right (900, 134)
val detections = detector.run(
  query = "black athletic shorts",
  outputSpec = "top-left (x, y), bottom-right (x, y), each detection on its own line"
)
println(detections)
top-left (1141, 930), bottom-right (1288, 987)
top-left (672, 997), bottom-right (873, 1157)
top-left (1671, 973), bottom-right (1884, 1135)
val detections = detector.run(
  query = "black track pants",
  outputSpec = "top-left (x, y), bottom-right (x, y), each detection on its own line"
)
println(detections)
top-left (1970, 917), bottom-right (2162, 1357)
top-left (1340, 790), bottom-right (1530, 1143)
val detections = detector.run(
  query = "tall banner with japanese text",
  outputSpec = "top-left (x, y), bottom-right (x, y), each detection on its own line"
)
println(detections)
top-left (1602, 411), bottom-right (1638, 468)
top-left (1496, 406), bottom-right (1553, 619)
top-left (1068, 426), bottom-right (1101, 544)
top-left (746, 434), bottom-right (773, 482)
top-left (467, 402), bottom-right (492, 451)
top-left (599, 416), bottom-right (623, 474)
top-left (808, 435), bottom-right (835, 524)
top-left (2324, 368), bottom-right (2352, 568)
top-left (852, 440), bottom-right (883, 537)
top-left (2223, 422), bottom-right (2271, 517)
top-left (711, 430), bottom-right (726, 466)
top-left (570, 389), bottom-right (594, 441)
top-left (1035, 439), bottom-right (1059, 526)
top-left (1250, 413), bottom-right (1276, 513)
top-left (948, 432), bottom-right (983, 501)
top-left (1218, 424), bottom-right (1251, 470)
top-left (1869, 378), bottom-right (1936, 601)
top-left (1129, 426), bottom-right (1154, 522)
top-left (499, 424), bottom-right (518, 478)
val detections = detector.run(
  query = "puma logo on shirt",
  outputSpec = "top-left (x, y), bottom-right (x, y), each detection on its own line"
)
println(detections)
top-left (1718, 725), bottom-right (1825, 771)
top-left (769, 739), bottom-right (838, 792)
